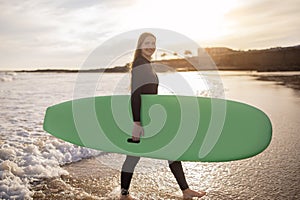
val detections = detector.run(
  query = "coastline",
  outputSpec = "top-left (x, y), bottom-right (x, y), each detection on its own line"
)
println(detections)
top-left (1, 44), bottom-right (299, 73)
top-left (6, 67), bottom-right (299, 92)
top-left (1, 68), bottom-right (300, 74)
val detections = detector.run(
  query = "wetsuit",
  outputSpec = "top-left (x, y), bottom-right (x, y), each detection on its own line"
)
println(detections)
top-left (121, 56), bottom-right (189, 195)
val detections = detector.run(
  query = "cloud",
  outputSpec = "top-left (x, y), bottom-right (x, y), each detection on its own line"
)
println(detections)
top-left (57, 0), bottom-right (136, 10)
top-left (0, 0), bottom-right (137, 69)
top-left (57, 0), bottom-right (105, 10)
top-left (219, 0), bottom-right (300, 49)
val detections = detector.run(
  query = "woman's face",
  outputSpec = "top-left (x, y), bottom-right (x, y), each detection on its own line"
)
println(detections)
top-left (141, 36), bottom-right (156, 59)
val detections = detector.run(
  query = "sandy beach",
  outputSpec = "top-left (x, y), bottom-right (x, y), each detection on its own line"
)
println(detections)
top-left (29, 72), bottom-right (300, 200)
top-left (1, 71), bottom-right (299, 200)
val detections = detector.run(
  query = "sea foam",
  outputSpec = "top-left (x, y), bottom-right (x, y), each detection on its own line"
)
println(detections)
top-left (0, 72), bottom-right (102, 199)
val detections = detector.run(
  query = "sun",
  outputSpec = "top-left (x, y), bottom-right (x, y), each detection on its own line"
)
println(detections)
top-left (124, 0), bottom-right (238, 44)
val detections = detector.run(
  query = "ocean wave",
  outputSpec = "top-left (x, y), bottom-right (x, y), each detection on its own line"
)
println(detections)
top-left (0, 136), bottom-right (101, 199)
top-left (0, 72), bottom-right (103, 199)
top-left (0, 72), bottom-right (17, 82)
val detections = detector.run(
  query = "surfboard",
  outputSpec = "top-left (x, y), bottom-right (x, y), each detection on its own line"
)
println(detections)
top-left (43, 95), bottom-right (272, 162)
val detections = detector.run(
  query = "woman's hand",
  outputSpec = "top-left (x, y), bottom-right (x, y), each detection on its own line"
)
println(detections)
top-left (132, 121), bottom-right (144, 140)
top-left (127, 121), bottom-right (144, 143)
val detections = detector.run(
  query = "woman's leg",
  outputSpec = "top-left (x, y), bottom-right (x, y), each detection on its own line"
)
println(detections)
top-left (121, 155), bottom-right (140, 195)
top-left (168, 161), bottom-right (189, 190)
top-left (168, 161), bottom-right (206, 199)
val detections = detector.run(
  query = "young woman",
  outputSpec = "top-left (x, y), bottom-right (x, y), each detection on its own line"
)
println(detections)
top-left (120, 32), bottom-right (206, 200)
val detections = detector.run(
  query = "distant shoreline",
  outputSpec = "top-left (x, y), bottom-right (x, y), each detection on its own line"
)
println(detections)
top-left (3, 67), bottom-right (299, 73)
top-left (4, 66), bottom-right (130, 73)
top-left (1, 44), bottom-right (299, 73)
top-left (2, 65), bottom-right (300, 73)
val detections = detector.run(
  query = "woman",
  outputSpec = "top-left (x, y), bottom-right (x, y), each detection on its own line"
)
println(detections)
top-left (120, 32), bottom-right (206, 200)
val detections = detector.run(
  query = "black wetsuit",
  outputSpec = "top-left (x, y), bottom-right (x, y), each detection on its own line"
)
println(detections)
top-left (131, 56), bottom-right (158, 122)
top-left (121, 56), bottom-right (189, 195)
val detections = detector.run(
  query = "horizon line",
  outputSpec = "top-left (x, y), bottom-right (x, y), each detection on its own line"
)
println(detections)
top-left (1, 44), bottom-right (299, 71)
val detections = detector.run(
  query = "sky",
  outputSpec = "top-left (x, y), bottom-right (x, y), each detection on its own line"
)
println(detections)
top-left (0, 0), bottom-right (299, 70)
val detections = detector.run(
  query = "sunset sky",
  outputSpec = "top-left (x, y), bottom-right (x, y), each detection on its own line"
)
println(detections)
top-left (0, 0), bottom-right (299, 70)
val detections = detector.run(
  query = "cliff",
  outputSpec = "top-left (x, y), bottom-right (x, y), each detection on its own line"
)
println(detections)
top-left (204, 45), bottom-right (300, 71)
top-left (154, 45), bottom-right (300, 72)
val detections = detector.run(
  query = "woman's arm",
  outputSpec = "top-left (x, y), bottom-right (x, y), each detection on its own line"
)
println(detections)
top-left (130, 57), bottom-right (149, 122)
top-left (131, 86), bottom-right (142, 122)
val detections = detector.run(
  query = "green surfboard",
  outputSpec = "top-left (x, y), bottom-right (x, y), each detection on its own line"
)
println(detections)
top-left (43, 95), bottom-right (272, 162)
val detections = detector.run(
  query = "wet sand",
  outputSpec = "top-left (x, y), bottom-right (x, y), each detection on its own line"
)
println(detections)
top-left (32, 154), bottom-right (197, 200)
top-left (254, 74), bottom-right (300, 90)
top-left (32, 157), bottom-right (120, 200)
top-left (31, 157), bottom-right (187, 200)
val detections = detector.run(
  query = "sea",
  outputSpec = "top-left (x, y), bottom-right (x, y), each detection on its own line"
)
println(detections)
top-left (0, 70), bottom-right (299, 199)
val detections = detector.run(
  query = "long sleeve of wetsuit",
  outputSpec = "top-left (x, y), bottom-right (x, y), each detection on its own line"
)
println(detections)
top-left (131, 56), bottom-right (158, 122)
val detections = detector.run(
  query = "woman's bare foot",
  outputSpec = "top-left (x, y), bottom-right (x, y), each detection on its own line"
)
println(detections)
top-left (120, 194), bottom-right (135, 200)
top-left (182, 188), bottom-right (206, 199)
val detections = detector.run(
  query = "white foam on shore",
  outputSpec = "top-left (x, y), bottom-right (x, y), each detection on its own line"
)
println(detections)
top-left (0, 134), bottom-right (101, 199)
top-left (0, 72), bottom-right (103, 199)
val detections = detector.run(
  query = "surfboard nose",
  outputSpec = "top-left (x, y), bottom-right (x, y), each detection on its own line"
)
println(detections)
top-left (43, 102), bottom-right (84, 147)
top-left (198, 100), bottom-right (272, 162)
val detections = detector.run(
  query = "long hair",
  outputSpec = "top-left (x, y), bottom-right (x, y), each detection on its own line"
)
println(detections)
top-left (129, 32), bottom-right (156, 91)
top-left (132, 32), bottom-right (156, 64)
